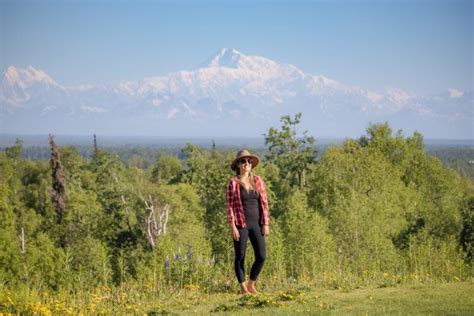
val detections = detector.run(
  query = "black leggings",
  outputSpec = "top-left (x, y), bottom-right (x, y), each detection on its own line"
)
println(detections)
top-left (233, 221), bottom-right (266, 283)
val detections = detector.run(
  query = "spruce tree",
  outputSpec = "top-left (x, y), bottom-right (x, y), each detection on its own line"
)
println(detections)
top-left (49, 134), bottom-right (67, 223)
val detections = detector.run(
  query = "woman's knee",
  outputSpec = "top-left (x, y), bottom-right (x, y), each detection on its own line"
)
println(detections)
top-left (235, 252), bottom-right (246, 262)
top-left (256, 252), bottom-right (266, 263)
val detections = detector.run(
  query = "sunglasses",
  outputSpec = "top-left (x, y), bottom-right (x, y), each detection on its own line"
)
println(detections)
top-left (239, 158), bottom-right (252, 165)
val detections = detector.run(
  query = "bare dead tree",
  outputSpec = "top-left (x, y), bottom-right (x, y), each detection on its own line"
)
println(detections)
top-left (49, 134), bottom-right (67, 222)
top-left (111, 168), bottom-right (170, 249)
top-left (112, 171), bottom-right (133, 232)
top-left (20, 227), bottom-right (25, 254)
top-left (141, 194), bottom-right (170, 249)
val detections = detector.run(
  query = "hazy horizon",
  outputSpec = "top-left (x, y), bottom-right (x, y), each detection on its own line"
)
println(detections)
top-left (1, 133), bottom-right (472, 150)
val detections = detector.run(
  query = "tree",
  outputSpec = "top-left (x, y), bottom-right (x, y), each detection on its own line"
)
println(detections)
top-left (178, 144), bottom-right (234, 263)
top-left (264, 113), bottom-right (317, 190)
top-left (49, 134), bottom-right (67, 223)
top-left (0, 182), bottom-right (22, 287)
top-left (4, 138), bottom-right (23, 160)
top-left (151, 153), bottom-right (182, 185)
top-left (280, 189), bottom-right (336, 278)
top-left (460, 185), bottom-right (474, 261)
top-left (308, 138), bottom-right (409, 272)
top-left (93, 134), bottom-right (98, 159)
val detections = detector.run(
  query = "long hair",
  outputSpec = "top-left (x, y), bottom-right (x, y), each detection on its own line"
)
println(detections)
top-left (235, 168), bottom-right (258, 192)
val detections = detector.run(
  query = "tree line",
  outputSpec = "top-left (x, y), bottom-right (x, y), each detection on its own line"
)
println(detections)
top-left (0, 113), bottom-right (472, 294)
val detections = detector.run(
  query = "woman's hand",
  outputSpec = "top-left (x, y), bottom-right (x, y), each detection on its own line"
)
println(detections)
top-left (262, 225), bottom-right (270, 237)
top-left (230, 226), bottom-right (240, 241)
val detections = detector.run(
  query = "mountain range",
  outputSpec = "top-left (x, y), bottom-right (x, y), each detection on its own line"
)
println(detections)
top-left (1, 48), bottom-right (472, 139)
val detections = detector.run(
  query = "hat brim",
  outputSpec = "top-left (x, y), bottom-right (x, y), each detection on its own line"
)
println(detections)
top-left (231, 155), bottom-right (260, 171)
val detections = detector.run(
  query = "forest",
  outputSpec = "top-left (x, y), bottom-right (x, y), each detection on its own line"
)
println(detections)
top-left (0, 113), bottom-right (473, 314)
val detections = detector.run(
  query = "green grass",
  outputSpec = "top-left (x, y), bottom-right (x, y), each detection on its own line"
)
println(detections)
top-left (2, 281), bottom-right (473, 315)
top-left (161, 281), bottom-right (474, 315)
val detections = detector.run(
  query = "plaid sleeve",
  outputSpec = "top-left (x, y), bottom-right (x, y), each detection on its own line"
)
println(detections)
top-left (256, 176), bottom-right (270, 226)
top-left (226, 179), bottom-right (235, 225)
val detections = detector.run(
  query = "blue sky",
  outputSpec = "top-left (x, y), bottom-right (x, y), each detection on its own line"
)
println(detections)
top-left (1, 0), bottom-right (472, 94)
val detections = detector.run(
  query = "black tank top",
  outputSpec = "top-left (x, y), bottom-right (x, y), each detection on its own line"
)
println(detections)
top-left (240, 185), bottom-right (261, 224)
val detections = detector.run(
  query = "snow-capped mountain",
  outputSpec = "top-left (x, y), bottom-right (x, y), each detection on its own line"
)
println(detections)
top-left (2, 66), bottom-right (60, 105)
top-left (1, 48), bottom-right (472, 138)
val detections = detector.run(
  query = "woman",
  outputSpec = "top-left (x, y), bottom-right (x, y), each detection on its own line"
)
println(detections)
top-left (226, 149), bottom-right (270, 294)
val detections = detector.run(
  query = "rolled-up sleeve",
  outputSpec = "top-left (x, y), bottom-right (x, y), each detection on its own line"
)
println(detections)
top-left (226, 180), bottom-right (235, 225)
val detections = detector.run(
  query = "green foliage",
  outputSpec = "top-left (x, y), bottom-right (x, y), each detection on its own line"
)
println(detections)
top-left (406, 230), bottom-right (469, 281)
top-left (156, 183), bottom-right (210, 257)
top-left (309, 139), bottom-right (406, 272)
top-left (280, 190), bottom-right (336, 279)
top-left (63, 185), bottom-right (104, 243)
top-left (0, 118), bottom-right (472, 299)
top-left (259, 221), bottom-right (286, 287)
top-left (264, 112), bottom-right (317, 190)
top-left (67, 237), bottom-right (112, 290)
top-left (24, 233), bottom-right (66, 290)
top-left (59, 146), bottom-right (85, 186)
top-left (308, 124), bottom-right (470, 277)
top-left (178, 144), bottom-right (234, 263)
top-left (151, 153), bottom-right (182, 184)
top-left (0, 183), bottom-right (22, 287)
top-left (460, 181), bottom-right (474, 261)
top-left (428, 146), bottom-right (474, 181)
top-left (4, 138), bottom-right (23, 160)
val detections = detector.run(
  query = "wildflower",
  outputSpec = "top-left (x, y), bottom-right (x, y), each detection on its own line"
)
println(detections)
top-left (165, 257), bottom-right (170, 270)
top-left (173, 253), bottom-right (181, 260)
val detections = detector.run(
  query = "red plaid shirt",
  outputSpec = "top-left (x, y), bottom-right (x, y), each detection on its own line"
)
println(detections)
top-left (226, 175), bottom-right (269, 228)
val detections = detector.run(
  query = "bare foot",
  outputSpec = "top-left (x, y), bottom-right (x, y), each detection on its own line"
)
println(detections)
top-left (239, 283), bottom-right (250, 295)
top-left (247, 281), bottom-right (258, 294)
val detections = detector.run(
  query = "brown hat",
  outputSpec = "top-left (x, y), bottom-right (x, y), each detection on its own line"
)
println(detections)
top-left (230, 149), bottom-right (260, 171)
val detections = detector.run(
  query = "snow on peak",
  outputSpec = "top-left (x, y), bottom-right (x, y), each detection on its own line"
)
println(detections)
top-left (386, 87), bottom-right (412, 105)
top-left (4, 66), bottom-right (57, 87)
top-left (142, 48), bottom-right (344, 104)
top-left (207, 48), bottom-right (243, 68)
top-left (1, 66), bottom-right (62, 105)
top-left (449, 88), bottom-right (464, 98)
top-left (204, 48), bottom-right (284, 73)
top-left (5, 66), bottom-right (20, 79)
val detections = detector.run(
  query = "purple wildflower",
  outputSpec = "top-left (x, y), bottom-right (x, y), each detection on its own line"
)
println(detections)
top-left (173, 253), bottom-right (181, 260)
top-left (164, 257), bottom-right (170, 270)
